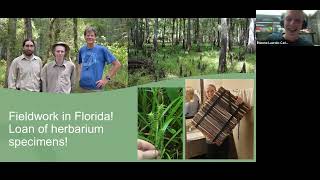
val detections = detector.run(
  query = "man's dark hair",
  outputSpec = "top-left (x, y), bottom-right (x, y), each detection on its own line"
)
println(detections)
top-left (84, 26), bottom-right (97, 36)
top-left (22, 39), bottom-right (35, 47)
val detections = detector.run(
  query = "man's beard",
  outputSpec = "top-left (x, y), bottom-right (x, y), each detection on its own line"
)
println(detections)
top-left (23, 50), bottom-right (33, 56)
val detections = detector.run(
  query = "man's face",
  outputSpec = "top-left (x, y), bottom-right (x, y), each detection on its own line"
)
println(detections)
top-left (54, 45), bottom-right (65, 61)
top-left (85, 31), bottom-right (96, 44)
top-left (23, 41), bottom-right (34, 56)
top-left (284, 11), bottom-right (304, 39)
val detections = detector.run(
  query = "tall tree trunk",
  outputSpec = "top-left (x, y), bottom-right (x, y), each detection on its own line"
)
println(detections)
top-left (153, 18), bottom-right (158, 51)
top-left (243, 18), bottom-right (249, 47)
top-left (73, 18), bottom-right (80, 83)
top-left (46, 18), bottom-right (56, 64)
top-left (238, 20), bottom-right (247, 62)
top-left (247, 18), bottom-right (256, 53)
top-left (73, 18), bottom-right (78, 60)
top-left (130, 27), bottom-right (134, 46)
top-left (134, 18), bottom-right (144, 50)
top-left (0, 45), bottom-right (5, 60)
top-left (227, 18), bottom-right (233, 64)
top-left (138, 18), bottom-right (144, 49)
top-left (217, 18), bottom-right (221, 48)
top-left (145, 18), bottom-right (150, 44)
top-left (211, 18), bottom-right (215, 47)
top-left (237, 20), bottom-right (240, 46)
top-left (162, 18), bottom-right (166, 47)
top-left (179, 18), bottom-right (182, 44)
top-left (37, 19), bottom-right (46, 59)
top-left (235, 19), bottom-right (239, 46)
top-left (239, 23), bottom-right (243, 46)
top-left (187, 18), bottom-right (191, 51)
top-left (129, 19), bottom-right (135, 47)
top-left (228, 18), bottom-right (233, 51)
top-left (24, 18), bottom-right (35, 55)
top-left (195, 18), bottom-right (201, 52)
top-left (175, 18), bottom-right (179, 45)
top-left (4, 18), bottom-right (17, 88)
top-left (54, 18), bottom-right (61, 42)
top-left (134, 18), bottom-right (139, 49)
top-left (24, 18), bottom-right (32, 39)
top-left (172, 18), bottom-right (175, 46)
top-left (183, 18), bottom-right (186, 50)
top-left (215, 30), bottom-right (218, 47)
top-left (193, 18), bottom-right (197, 44)
top-left (218, 18), bottom-right (228, 73)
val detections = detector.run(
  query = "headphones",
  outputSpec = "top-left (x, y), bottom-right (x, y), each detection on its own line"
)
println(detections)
top-left (280, 11), bottom-right (308, 29)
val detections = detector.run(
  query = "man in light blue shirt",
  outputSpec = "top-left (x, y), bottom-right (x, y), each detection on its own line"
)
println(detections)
top-left (78, 27), bottom-right (121, 91)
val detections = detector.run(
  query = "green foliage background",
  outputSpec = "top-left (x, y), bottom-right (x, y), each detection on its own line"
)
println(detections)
top-left (0, 18), bottom-right (128, 89)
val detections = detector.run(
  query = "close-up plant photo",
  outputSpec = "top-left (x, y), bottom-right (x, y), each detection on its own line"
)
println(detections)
top-left (137, 87), bottom-right (183, 159)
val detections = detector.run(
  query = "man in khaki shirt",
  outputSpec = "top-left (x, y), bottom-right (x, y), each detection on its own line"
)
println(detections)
top-left (8, 39), bottom-right (42, 92)
top-left (41, 42), bottom-right (75, 94)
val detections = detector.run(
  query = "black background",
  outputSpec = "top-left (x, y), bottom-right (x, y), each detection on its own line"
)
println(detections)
top-left (3, 1), bottom-right (317, 177)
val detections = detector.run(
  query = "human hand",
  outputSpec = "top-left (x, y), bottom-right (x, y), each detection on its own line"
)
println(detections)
top-left (235, 96), bottom-right (243, 105)
top-left (96, 79), bottom-right (108, 88)
top-left (137, 139), bottom-right (160, 160)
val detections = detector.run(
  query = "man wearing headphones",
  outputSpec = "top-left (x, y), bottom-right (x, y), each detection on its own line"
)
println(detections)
top-left (267, 10), bottom-right (314, 46)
